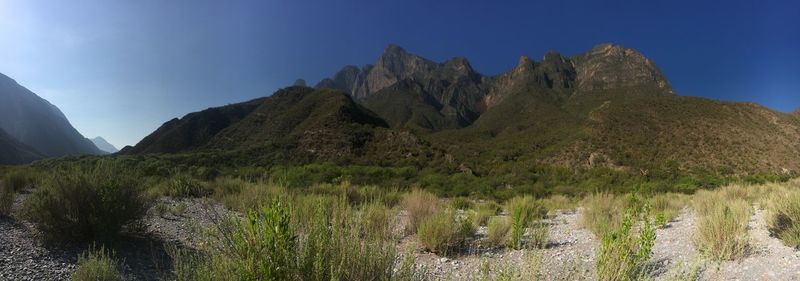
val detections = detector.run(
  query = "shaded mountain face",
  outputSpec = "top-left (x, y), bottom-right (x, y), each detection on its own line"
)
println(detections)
top-left (0, 128), bottom-right (44, 165)
top-left (91, 137), bottom-right (119, 153)
top-left (123, 87), bottom-right (434, 166)
top-left (0, 73), bottom-right (101, 158)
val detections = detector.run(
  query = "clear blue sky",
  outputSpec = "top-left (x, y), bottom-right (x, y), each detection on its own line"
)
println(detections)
top-left (0, 0), bottom-right (798, 148)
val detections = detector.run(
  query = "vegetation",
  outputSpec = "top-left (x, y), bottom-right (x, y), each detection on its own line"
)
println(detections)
top-left (417, 209), bottom-right (475, 255)
top-left (765, 185), bottom-right (800, 248)
top-left (71, 246), bottom-right (125, 281)
top-left (0, 180), bottom-right (13, 217)
top-left (581, 192), bottom-right (624, 237)
top-left (693, 189), bottom-right (751, 261)
top-left (402, 189), bottom-right (439, 234)
top-left (486, 216), bottom-right (511, 247)
top-left (595, 198), bottom-right (656, 281)
top-left (505, 196), bottom-right (546, 249)
top-left (21, 161), bottom-right (150, 241)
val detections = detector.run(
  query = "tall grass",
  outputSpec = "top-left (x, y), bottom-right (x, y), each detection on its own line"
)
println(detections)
top-left (71, 246), bottom-right (125, 281)
top-left (401, 189), bottom-right (439, 234)
top-left (505, 196), bottom-right (546, 249)
top-left (765, 187), bottom-right (800, 248)
top-left (581, 192), bottom-right (624, 237)
top-left (649, 193), bottom-right (689, 227)
top-left (595, 200), bottom-right (656, 281)
top-left (1, 168), bottom-right (39, 191)
top-left (474, 201), bottom-right (500, 227)
top-left (486, 216), bottom-right (510, 247)
top-left (417, 209), bottom-right (474, 255)
top-left (694, 198), bottom-right (751, 261)
top-left (0, 181), bottom-right (13, 217)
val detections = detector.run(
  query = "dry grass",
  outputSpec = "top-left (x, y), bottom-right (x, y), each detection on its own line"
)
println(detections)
top-left (474, 201), bottom-right (501, 227)
top-left (580, 192), bottom-right (624, 237)
top-left (402, 189), bottom-right (440, 234)
top-left (649, 193), bottom-right (689, 227)
top-left (417, 209), bottom-right (474, 255)
top-left (486, 216), bottom-right (510, 247)
top-left (0, 181), bottom-right (13, 217)
top-left (694, 198), bottom-right (751, 261)
top-left (539, 194), bottom-right (577, 214)
top-left (765, 185), bottom-right (800, 248)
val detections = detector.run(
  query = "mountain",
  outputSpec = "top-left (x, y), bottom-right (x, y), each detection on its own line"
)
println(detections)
top-left (122, 87), bottom-right (435, 166)
top-left (0, 73), bottom-right (102, 158)
top-left (0, 127), bottom-right (44, 165)
top-left (91, 137), bottom-right (119, 153)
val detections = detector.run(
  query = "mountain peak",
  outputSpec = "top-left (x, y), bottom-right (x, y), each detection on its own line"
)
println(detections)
top-left (91, 136), bottom-right (119, 153)
top-left (514, 56), bottom-right (535, 73)
top-left (574, 43), bottom-right (672, 93)
top-left (382, 44), bottom-right (408, 57)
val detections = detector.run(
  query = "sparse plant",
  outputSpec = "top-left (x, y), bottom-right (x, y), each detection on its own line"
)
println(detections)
top-left (527, 221), bottom-right (550, 249)
top-left (171, 202), bottom-right (187, 217)
top-left (0, 182), bottom-right (13, 217)
top-left (71, 246), bottom-right (125, 281)
top-left (402, 189), bottom-right (439, 234)
top-left (154, 202), bottom-right (168, 217)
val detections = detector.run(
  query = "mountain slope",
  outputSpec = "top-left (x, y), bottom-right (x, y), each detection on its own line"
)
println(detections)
top-left (0, 128), bottom-right (44, 165)
top-left (91, 137), bottom-right (119, 153)
top-left (0, 73), bottom-right (102, 157)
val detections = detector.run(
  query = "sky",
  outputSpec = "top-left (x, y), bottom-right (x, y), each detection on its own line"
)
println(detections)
top-left (0, 0), bottom-right (798, 148)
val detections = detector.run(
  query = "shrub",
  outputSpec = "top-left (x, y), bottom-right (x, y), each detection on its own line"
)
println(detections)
top-left (2, 168), bottom-right (39, 191)
top-left (166, 173), bottom-right (210, 198)
top-left (694, 199), bottom-right (750, 261)
top-left (486, 216), bottom-right (510, 247)
top-left (402, 189), bottom-right (439, 234)
top-left (451, 197), bottom-right (473, 210)
top-left (359, 201), bottom-right (395, 241)
top-left (505, 196), bottom-right (545, 249)
top-left (581, 192), bottom-right (624, 237)
top-left (650, 193), bottom-right (689, 227)
top-left (766, 188), bottom-right (800, 248)
top-left (71, 246), bottom-right (125, 281)
top-left (539, 194), bottom-right (576, 213)
top-left (21, 163), bottom-right (150, 241)
top-left (171, 202), bottom-right (187, 217)
top-left (474, 201), bottom-right (500, 226)
top-left (527, 221), bottom-right (550, 249)
top-left (595, 201), bottom-right (656, 281)
top-left (417, 209), bottom-right (474, 255)
top-left (0, 181), bottom-right (13, 217)
top-left (214, 179), bottom-right (284, 212)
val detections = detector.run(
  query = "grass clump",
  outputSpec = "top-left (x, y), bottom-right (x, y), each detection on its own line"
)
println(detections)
top-left (694, 199), bottom-right (750, 261)
top-left (505, 196), bottom-right (546, 249)
top-left (581, 192), bottom-right (624, 237)
top-left (474, 201), bottom-right (500, 226)
top-left (21, 162), bottom-right (150, 241)
top-left (2, 168), bottom-right (39, 191)
top-left (650, 193), bottom-right (689, 227)
top-left (450, 197), bottom-right (473, 210)
top-left (486, 216), bottom-right (510, 247)
top-left (212, 178), bottom-right (284, 212)
top-left (0, 181), bottom-right (13, 217)
top-left (766, 187), bottom-right (800, 248)
top-left (71, 246), bottom-right (125, 281)
top-left (402, 189), bottom-right (439, 234)
top-left (165, 173), bottom-right (211, 198)
top-left (417, 209), bottom-right (474, 255)
top-left (595, 199), bottom-right (656, 281)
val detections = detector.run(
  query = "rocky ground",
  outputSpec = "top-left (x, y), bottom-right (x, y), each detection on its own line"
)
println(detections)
top-left (4, 191), bottom-right (800, 280)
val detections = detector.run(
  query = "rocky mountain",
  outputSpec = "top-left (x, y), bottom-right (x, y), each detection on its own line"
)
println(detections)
top-left (91, 137), bottom-right (119, 154)
top-left (0, 73), bottom-right (102, 159)
top-left (0, 128), bottom-right (44, 165)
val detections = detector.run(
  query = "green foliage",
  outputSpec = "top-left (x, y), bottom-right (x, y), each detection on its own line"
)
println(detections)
top-left (474, 201), bottom-right (500, 226)
top-left (166, 173), bottom-right (211, 198)
top-left (581, 192), bottom-right (624, 237)
top-left (595, 200), bottom-right (656, 281)
top-left (21, 161), bottom-right (150, 241)
top-left (71, 246), bottom-right (125, 281)
top-left (402, 189), bottom-right (439, 234)
top-left (417, 209), bottom-right (475, 255)
top-left (2, 167), bottom-right (39, 191)
top-left (450, 197), bottom-right (474, 210)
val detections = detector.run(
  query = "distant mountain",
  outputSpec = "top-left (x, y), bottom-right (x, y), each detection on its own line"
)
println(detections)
top-left (0, 73), bottom-right (102, 159)
top-left (91, 137), bottom-right (118, 153)
top-left (121, 87), bottom-right (434, 166)
top-left (0, 127), bottom-right (44, 165)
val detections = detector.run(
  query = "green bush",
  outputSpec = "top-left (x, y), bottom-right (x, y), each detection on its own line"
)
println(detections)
top-left (21, 163), bottom-right (150, 241)
top-left (417, 209), bottom-right (474, 255)
top-left (596, 201), bottom-right (656, 281)
top-left (0, 181), bottom-right (13, 217)
top-left (71, 246), bottom-right (125, 281)
top-left (166, 173), bottom-right (211, 198)
top-left (2, 168), bottom-right (39, 191)
top-left (450, 197), bottom-right (473, 210)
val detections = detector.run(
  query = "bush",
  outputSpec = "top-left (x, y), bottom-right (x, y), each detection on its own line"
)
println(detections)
top-left (595, 201), bottom-right (656, 281)
top-left (359, 202), bottom-right (395, 241)
top-left (766, 188), bottom-right (800, 248)
top-left (213, 179), bottom-right (284, 212)
top-left (417, 209), bottom-right (474, 255)
top-left (581, 192), bottom-right (624, 237)
top-left (71, 246), bottom-right (125, 281)
top-left (694, 199), bottom-right (750, 261)
top-left (166, 173), bottom-right (211, 198)
top-left (21, 163), bottom-right (150, 241)
top-left (486, 216), bottom-right (510, 247)
top-left (0, 181), bottom-right (13, 217)
top-left (450, 197), bottom-right (473, 210)
top-left (650, 193), bottom-right (688, 227)
top-left (527, 222), bottom-right (550, 249)
top-left (505, 196), bottom-right (545, 249)
top-left (402, 189), bottom-right (439, 234)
